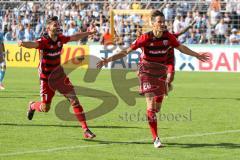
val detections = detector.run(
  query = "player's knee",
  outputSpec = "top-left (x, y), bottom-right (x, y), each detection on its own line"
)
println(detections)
top-left (41, 103), bottom-right (51, 112)
top-left (147, 101), bottom-right (155, 110)
top-left (146, 99), bottom-right (155, 109)
top-left (154, 96), bottom-right (163, 103)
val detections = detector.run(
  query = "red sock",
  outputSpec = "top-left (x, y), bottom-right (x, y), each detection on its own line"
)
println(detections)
top-left (147, 109), bottom-right (158, 140)
top-left (31, 102), bottom-right (42, 112)
top-left (73, 106), bottom-right (88, 130)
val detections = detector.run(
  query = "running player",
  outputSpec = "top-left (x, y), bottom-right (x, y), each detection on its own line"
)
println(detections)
top-left (18, 16), bottom-right (96, 139)
top-left (97, 10), bottom-right (209, 148)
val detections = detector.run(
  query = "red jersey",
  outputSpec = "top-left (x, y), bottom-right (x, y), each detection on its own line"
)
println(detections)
top-left (36, 34), bottom-right (70, 81)
top-left (130, 31), bottom-right (180, 64)
top-left (173, 33), bottom-right (180, 38)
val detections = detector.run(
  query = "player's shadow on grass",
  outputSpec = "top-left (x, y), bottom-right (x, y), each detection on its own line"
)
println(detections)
top-left (0, 123), bottom-right (143, 129)
top-left (84, 140), bottom-right (240, 149)
top-left (175, 96), bottom-right (240, 101)
top-left (84, 139), bottom-right (152, 145)
top-left (165, 142), bottom-right (240, 149)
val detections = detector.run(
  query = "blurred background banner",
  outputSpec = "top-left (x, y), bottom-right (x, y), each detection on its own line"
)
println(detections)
top-left (174, 45), bottom-right (240, 72)
top-left (5, 44), bottom-right (89, 68)
top-left (4, 43), bottom-right (240, 72)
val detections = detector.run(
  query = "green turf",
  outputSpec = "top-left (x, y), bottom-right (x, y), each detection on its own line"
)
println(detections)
top-left (0, 67), bottom-right (240, 160)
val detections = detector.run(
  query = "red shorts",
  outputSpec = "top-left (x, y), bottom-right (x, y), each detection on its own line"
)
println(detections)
top-left (40, 76), bottom-right (75, 104)
top-left (166, 64), bottom-right (175, 84)
top-left (138, 60), bottom-right (167, 96)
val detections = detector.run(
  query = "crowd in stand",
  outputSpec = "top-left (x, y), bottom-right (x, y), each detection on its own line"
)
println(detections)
top-left (0, 0), bottom-right (240, 45)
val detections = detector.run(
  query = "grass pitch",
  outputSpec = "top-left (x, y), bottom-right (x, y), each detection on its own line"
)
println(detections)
top-left (0, 67), bottom-right (240, 160)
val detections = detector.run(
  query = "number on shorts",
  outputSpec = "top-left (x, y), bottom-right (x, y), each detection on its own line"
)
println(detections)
top-left (143, 82), bottom-right (151, 91)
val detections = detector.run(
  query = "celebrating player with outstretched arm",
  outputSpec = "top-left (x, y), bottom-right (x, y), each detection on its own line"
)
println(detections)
top-left (97, 10), bottom-right (209, 148)
top-left (18, 16), bottom-right (96, 139)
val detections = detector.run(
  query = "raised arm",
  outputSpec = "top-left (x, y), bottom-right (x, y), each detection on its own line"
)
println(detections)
top-left (176, 44), bottom-right (209, 62)
top-left (97, 47), bottom-right (133, 69)
top-left (18, 41), bottom-right (39, 49)
top-left (178, 20), bottom-right (196, 36)
top-left (69, 30), bottom-right (96, 42)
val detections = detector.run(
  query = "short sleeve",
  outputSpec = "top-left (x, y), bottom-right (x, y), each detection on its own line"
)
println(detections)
top-left (35, 38), bottom-right (45, 49)
top-left (173, 33), bottom-right (180, 38)
top-left (168, 33), bottom-right (180, 48)
top-left (59, 34), bottom-right (70, 44)
top-left (130, 34), bottom-right (146, 50)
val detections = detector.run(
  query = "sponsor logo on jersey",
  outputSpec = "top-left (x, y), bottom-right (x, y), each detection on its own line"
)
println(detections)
top-left (163, 40), bottom-right (168, 46)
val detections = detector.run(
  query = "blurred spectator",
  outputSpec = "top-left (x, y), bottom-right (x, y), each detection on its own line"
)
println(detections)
top-left (209, 5), bottom-right (221, 26)
top-left (67, 16), bottom-right (75, 26)
top-left (2, 14), bottom-right (10, 31)
top-left (76, 15), bottom-right (82, 28)
top-left (175, 2), bottom-right (184, 16)
top-left (24, 24), bottom-right (35, 41)
top-left (199, 33), bottom-right (208, 44)
top-left (79, 20), bottom-right (89, 44)
top-left (215, 18), bottom-right (228, 44)
top-left (100, 28), bottom-right (113, 45)
top-left (22, 14), bottom-right (30, 26)
top-left (193, 11), bottom-right (201, 22)
top-left (195, 28), bottom-right (202, 42)
top-left (11, 20), bottom-right (17, 34)
top-left (210, 0), bottom-right (221, 12)
top-left (35, 19), bottom-right (43, 39)
top-left (186, 31), bottom-right (198, 44)
top-left (229, 28), bottom-right (240, 45)
top-left (89, 23), bottom-right (100, 42)
top-left (173, 15), bottom-right (183, 34)
top-left (231, 11), bottom-right (239, 29)
top-left (236, 1), bottom-right (240, 16)
top-left (89, 0), bottom-right (100, 11)
top-left (163, 3), bottom-right (174, 21)
top-left (225, 0), bottom-right (234, 13)
top-left (68, 22), bottom-right (78, 36)
top-left (223, 12), bottom-right (231, 25)
top-left (16, 24), bottom-right (25, 40)
top-left (4, 27), bottom-right (14, 41)
top-left (62, 23), bottom-right (69, 36)
top-left (185, 11), bottom-right (193, 26)
top-left (123, 21), bottom-right (131, 34)
top-left (123, 33), bottom-right (131, 46)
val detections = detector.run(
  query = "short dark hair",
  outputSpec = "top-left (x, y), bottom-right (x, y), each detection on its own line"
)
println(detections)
top-left (151, 10), bottom-right (164, 22)
top-left (46, 16), bottom-right (58, 25)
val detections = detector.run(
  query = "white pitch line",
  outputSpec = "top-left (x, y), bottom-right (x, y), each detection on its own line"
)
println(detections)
top-left (162, 129), bottom-right (240, 140)
top-left (0, 144), bottom-right (108, 157)
top-left (0, 129), bottom-right (240, 157)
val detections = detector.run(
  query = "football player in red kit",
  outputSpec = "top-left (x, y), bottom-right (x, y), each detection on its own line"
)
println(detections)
top-left (97, 10), bottom-right (209, 148)
top-left (18, 16), bottom-right (96, 139)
